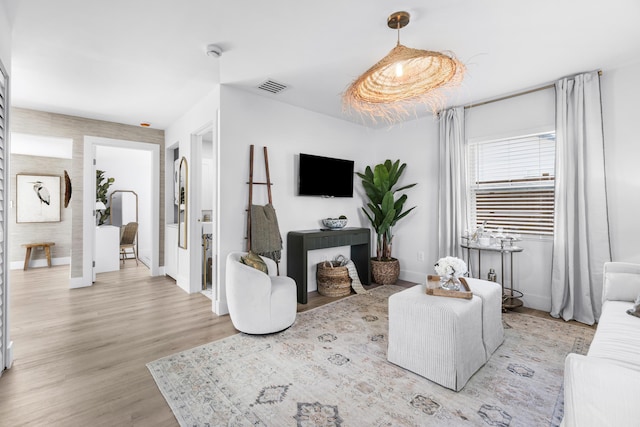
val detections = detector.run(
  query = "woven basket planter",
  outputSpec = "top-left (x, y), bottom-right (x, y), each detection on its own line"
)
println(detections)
top-left (317, 261), bottom-right (351, 297)
top-left (371, 258), bottom-right (400, 285)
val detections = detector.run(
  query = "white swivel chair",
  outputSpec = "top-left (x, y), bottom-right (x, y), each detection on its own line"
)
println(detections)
top-left (225, 252), bottom-right (297, 334)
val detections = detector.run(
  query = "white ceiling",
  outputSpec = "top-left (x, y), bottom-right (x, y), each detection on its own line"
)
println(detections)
top-left (7, 0), bottom-right (640, 129)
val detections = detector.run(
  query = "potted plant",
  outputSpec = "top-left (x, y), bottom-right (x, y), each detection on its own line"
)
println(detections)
top-left (96, 170), bottom-right (115, 226)
top-left (357, 159), bottom-right (416, 285)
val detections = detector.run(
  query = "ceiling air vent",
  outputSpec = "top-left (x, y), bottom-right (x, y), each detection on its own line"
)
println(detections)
top-left (257, 79), bottom-right (288, 94)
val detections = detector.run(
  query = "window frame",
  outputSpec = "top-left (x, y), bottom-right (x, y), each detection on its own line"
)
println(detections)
top-left (466, 128), bottom-right (556, 237)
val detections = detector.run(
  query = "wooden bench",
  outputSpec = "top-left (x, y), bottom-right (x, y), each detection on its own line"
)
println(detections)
top-left (22, 242), bottom-right (55, 271)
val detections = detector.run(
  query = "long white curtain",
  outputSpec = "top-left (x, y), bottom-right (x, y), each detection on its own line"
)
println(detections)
top-left (0, 62), bottom-right (7, 373)
top-left (438, 107), bottom-right (468, 258)
top-left (551, 71), bottom-right (611, 324)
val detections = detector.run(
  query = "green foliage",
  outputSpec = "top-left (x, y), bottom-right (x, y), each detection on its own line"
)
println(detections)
top-left (96, 170), bottom-right (115, 226)
top-left (357, 160), bottom-right (416, 261)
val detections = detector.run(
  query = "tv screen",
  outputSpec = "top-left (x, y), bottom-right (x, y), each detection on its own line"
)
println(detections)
top-left (298, 153), bottom-right (354, 197)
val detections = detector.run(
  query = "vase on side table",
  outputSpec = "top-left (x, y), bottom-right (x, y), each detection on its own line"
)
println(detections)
top-left (440, 275), bottom-right (462, 291)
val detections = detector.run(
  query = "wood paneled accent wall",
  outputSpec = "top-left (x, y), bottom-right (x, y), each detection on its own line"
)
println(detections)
top-left (10, 108), bottom-right (165, 279)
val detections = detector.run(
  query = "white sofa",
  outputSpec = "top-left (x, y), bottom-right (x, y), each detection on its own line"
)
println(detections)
top-left (562, 262), bottom-right (640, 427)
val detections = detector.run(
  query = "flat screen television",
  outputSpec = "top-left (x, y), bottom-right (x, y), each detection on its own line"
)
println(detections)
top-left (298, 153), bottom-right (354, 197)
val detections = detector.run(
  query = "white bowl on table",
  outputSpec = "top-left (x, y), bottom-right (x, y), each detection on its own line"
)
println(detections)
top-left (322, 218), bottom-right (347, 229)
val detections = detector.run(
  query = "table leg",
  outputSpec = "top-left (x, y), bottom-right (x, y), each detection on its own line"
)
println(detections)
top-left (501, 252), bottom-right (505, 290)
top-left (23, 247), bottom-right (32, 271)
top-left (45, 245), bottom-right (52, 267)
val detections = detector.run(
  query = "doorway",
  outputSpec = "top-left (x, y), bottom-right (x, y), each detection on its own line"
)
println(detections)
top-left (83, 136), bottom-right (160, 286)
top-left (199, 129), bottom-right (215, 299)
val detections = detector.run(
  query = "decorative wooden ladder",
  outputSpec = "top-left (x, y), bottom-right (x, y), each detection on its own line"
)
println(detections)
top-left (246, 145), bottom-right (279, 273)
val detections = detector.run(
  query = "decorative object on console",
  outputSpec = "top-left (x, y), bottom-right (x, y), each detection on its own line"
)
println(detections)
top-left (95, 201), bottom-right (106, 226)
top-left (322, 216), bottom-right (347, 229)
top-left (357, 159), bottom-right (416, 285)
top-left (434, 256), bottom-right (468, 291)
top-left (343, 11), bottom-right (465, 123)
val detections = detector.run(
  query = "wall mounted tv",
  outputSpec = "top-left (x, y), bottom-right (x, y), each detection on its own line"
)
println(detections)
top-left (298, 153), bottom-right (354, 197)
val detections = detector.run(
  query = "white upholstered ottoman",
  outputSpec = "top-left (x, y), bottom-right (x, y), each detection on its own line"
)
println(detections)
top-left (388, 284), bottom-right (487, 391)
top-left (463, 278), bottom-right (505, 358)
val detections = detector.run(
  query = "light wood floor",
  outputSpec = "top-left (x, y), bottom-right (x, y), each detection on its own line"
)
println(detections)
top-left (0, 264), bottom-right (591, 426)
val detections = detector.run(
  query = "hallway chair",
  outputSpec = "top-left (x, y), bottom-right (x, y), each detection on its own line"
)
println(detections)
top-left (225, 252), bottom-right (297, 334)
top-left (120, 222), bottom-right (138, 265)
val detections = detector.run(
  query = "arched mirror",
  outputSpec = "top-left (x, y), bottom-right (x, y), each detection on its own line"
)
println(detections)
top-left (109, 190), bottom-right (138, 226)
top-left (178, 157), bottom-right (188, 249)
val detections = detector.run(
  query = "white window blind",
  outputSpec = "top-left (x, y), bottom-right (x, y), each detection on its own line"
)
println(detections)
top-left (468, 132), bottom-right (556, 235)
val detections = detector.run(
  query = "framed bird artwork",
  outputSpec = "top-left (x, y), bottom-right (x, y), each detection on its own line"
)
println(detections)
top-left (16, 174), bottom-right (61, 223)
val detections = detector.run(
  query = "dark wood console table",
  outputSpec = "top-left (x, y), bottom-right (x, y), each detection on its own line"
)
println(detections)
top-left (287, 227), bottom-right (371, 304)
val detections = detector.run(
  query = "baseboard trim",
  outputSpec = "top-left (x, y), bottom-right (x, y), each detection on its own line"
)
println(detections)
top-left (10, 257), bottom-right (71, 270)
top-left (5, 340), bottom-right (13, 370)
top-left (69, 276), bottom-right (91, 289)
top-left (399, 270), bottom-right (425, 285)
top-left (215, 299), bottom-right (229, 316)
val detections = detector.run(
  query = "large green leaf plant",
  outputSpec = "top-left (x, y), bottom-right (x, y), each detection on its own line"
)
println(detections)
top-left (357, 160), bottom-right (416, 261)
top-left (96, 169), bottom-right (115, 226)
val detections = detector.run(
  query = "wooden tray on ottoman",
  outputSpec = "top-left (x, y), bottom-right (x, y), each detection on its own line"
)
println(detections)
top-left (426, 275), bottom-right (472, 299)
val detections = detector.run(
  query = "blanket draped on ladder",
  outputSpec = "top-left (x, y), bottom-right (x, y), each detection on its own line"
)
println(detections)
top-left (250, 204), bottom-right (282, 263)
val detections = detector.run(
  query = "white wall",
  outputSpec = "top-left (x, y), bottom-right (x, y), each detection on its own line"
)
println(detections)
top-left (218, 86), bottom-right (378, 309)
top-left (164, 89), bottom-right (219, 294)
top-left (96, 145), bottom-right (152, 265)
top-left (372, 118), bottom-right (440, 285)
top-left (601, 61), bottom-right (640, 264)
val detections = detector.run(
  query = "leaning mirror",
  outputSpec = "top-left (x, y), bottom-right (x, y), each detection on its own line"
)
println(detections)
top-left (178, 157), bottom-right (188, 249)
top-left (109, 190), bottom-right (138, 227)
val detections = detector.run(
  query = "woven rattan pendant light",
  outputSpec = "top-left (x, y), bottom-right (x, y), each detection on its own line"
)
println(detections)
top-left (343, 11), bottom-right (465, 122)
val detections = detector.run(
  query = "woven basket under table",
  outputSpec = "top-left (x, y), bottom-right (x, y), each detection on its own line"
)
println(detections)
top-left (316, 261), bottom-right (352, 297)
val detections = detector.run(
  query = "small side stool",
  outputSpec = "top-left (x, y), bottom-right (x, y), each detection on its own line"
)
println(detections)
top-left (22, 242), bottom-right (55, 271)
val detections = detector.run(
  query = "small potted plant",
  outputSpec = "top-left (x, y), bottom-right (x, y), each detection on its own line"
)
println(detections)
top-left (357, 159), bottom-right (416, 285)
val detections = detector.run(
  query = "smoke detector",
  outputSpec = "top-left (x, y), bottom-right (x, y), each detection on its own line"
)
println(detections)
top-left (206, 44), bottom-right (223, 58)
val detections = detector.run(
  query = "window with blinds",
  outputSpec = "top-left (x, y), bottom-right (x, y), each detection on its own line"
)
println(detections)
top-left (467, 132), bottom-right (556, 236)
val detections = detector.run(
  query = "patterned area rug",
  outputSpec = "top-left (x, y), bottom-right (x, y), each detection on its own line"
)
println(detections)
top-left (147, 285), bottom-right (594, 426)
